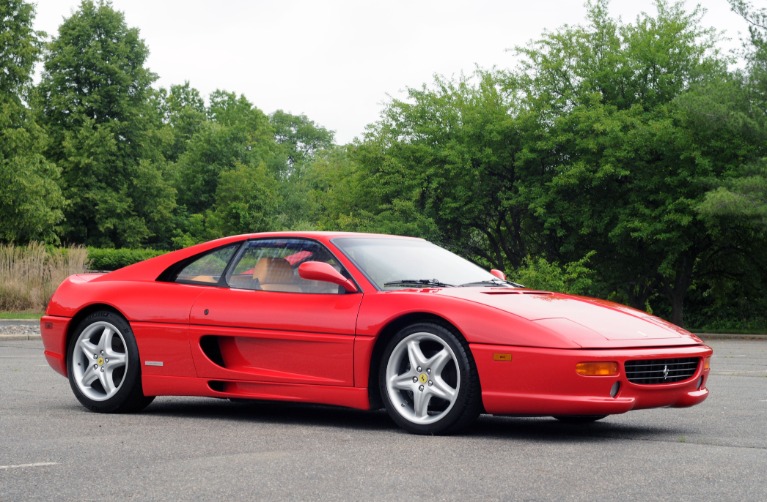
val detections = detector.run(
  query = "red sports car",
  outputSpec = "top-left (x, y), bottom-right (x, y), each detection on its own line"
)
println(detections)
top-left (41, 232), bottom-right (712, 434)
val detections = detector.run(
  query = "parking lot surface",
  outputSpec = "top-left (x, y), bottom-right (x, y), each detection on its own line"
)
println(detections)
top-left (1, 338), bottom-right (765, 501)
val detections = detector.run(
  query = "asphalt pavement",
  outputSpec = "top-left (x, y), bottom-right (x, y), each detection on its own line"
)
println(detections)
top-left (1, 337), bottom-right (766, 501)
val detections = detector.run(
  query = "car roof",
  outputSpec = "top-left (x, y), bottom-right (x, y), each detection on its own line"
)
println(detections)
top-left (233, 231), bottom-right (422, 240)
top-left (95, 231), bottom-right (422, 282)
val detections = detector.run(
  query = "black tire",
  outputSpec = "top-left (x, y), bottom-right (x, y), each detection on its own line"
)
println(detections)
top-left (378, 322), bottom-right (481, 435)
top-left (553, 415), bottom-right (608, 424)
top-left (66, 310), bottom-right (154, 413)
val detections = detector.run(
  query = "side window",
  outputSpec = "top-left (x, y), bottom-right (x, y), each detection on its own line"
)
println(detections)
top-left (226, 239), bottom-right (345, 294)
top-left (174, 244), bottom-right (239, 285)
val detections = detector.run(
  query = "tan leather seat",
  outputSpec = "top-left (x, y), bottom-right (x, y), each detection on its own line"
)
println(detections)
top-left (252, 257), bottom-right (301, 292)
top-left (189, 275), bottom-right (217, 283)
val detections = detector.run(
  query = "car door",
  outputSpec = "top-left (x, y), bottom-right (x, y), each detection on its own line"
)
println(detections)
top-left (186, 238), bottom-right (363, 386)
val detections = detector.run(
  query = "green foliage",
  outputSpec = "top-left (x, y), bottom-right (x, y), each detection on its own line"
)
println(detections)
top-left (86, 247), bottom-right (162, 271)
top-left (34, 0), bottom-right (169, 248)
top-left (0, 0), bottom-right (64, 244)
top-left (0, 0), bottom-right (43, 98)
top-left (208, 162), bottom-right (282, 236)
top-left (698, 161), bottom-right (767, 227)
top-left (0, 0), bottom-right (762, 330)
top-left (729, 1), bottom-right (767, 46)
top-left (350, 70), bottom-right (526, 264)
top-left (270, 110), bottom-right (335, 172)
top-left (174, 111), bottom-right (272, 215)
top-left (167, 90), bottom-right (288, 243)
top-left (511, 252), bottom-right (597, 295)
top-left (151, 82), bottom-right (207, 163)
top-left (293, 142), bottom-right (435, 237)
top-left (510, 0), bottom-right (746, 325)
top-left (174, 93), bottom-right (273, 202)
top-left (297, 0), bottom-right (764, 328)
top-left (36, 0), bottom-right (156, 129)
top-left (0, 141), bottom-right (65, 243)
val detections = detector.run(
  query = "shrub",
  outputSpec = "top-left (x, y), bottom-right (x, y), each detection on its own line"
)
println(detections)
top-left (511, 252), bottom-right (596, 295)
top-left (86, 247), bottom-right (163, 271)
top-left (0, 243), bottom-right (88, 311)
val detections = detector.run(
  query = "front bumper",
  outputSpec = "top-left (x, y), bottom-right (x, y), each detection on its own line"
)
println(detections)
top-left (471, 343), bottom-right (712, 416)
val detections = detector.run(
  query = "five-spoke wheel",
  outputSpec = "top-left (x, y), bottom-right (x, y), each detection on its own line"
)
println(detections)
top-left (67, 311), bottom-right (154, 413)
top-left (379, 323), bottom-right (481, 434)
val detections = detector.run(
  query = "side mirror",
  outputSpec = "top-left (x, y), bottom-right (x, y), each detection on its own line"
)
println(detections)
top-left (490, 269), bottom-right (506, 281)
top-left (298, 261), bottom-right (358, 293)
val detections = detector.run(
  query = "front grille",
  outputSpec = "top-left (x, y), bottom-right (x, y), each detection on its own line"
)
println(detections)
top-left (625, 358), bottom-right (699, 384)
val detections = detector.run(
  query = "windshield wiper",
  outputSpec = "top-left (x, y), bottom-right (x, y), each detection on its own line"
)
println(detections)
top-left (459, 279), bottom-right (524, 288)
top-left (383, 279), bottom-right (455, 288)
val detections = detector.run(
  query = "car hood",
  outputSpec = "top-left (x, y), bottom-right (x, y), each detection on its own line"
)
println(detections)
top-left (439, 288), bottom-right (701, 348)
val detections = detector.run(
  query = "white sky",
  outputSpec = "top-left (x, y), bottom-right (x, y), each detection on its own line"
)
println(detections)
top-left (31, 0), bottom-right (751, 144)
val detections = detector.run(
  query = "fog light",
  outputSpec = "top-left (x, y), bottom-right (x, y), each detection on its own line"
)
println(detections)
top-left (576, 362), bottom-right (619, 376)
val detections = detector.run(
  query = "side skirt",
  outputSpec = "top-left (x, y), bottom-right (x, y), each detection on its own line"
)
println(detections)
top-left (142, 375), bottom-right (372, 410)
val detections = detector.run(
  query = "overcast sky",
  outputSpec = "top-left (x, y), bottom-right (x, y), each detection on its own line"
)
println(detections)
top-left (31, 0), bottom-right (751, 144)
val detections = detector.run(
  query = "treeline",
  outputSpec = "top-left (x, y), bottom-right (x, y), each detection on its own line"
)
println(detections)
top-left (1, 0), bottom-right (766, 329)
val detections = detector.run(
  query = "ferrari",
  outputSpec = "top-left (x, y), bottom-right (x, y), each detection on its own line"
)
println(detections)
top-left (41, 232), bottom-right (712, 434)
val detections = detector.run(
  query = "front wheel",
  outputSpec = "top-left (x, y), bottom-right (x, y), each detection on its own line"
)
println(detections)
top-left (67, 311), bottom-right (154, 413)
top-left (379, 323), bottom-right (481, 435)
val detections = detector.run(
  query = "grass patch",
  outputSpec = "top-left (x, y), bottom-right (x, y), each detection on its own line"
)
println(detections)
top-left (0, 311), bottom-right (43, 319)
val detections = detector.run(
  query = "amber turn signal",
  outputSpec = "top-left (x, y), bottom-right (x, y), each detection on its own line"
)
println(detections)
top-left (703, 357), bottom-right (711, 371)
top-left (576, 361), bottom-right (619, 376)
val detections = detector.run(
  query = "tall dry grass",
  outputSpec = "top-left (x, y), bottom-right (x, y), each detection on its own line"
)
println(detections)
top-left (0, 243), bottom-right (89, 312)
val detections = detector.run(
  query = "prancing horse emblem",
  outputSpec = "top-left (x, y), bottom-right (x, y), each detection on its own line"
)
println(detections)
top-left (662, 364), bottom-right (669, 380)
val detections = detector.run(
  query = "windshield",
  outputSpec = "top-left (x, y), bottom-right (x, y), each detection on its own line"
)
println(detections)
top-left (333, 237), bottom-right (507, 290)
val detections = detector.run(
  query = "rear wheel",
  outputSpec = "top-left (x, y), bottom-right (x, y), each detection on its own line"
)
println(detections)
top-left (67, 311), bottom-right (154, 413)
top-left (379, 322), bottom-right (481, 435)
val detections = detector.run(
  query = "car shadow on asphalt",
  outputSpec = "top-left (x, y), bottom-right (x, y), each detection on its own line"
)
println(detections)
top-left (133, 397), bottom-right (680, 440)
top-left (467, 414), bottom-right (679, 441)
top-left (142, 397), bottom-right (396, 431)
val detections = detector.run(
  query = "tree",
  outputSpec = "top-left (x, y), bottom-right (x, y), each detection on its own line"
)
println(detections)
top-left (151, 82), bottom-right (207, 163)
top-left (0, 126), bottom-right (65, 243)
top-left (342, 0), bottom-right (762, 327)
top-left (173, 91), bottom-right (277, 213)
top-left (719, 0), bottom-right (767, 220)
top-left (35, 0), bottom-right (171, 247)
top-left (352, 70), bottom-right (529, 265)
top-left (1, 0), bottom-right (42, 99)
top-left (680, 0), bottom-right (767, 329)
top-left (169, 90), bottom-right (287, 243)
top-left (269, 110), bottom-right (335, 173)
top-left (0, 0), bottom-right (64, 243)
top-left (511, 0), bottom-right (742, 325)
top-left (207, 162), bottom-right (282, 236)
top-left (266, 110), bottom-right (336, 229)
top-left (729, 1), bottom-right (767, 45)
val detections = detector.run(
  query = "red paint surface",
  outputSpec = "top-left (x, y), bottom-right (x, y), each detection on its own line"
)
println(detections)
top-left (41, 231), bottom-right (712, 415)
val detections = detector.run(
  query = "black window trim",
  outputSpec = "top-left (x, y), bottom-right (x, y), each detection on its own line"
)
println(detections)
top-left (157, 241), bottom-right (245, 286)
top-left (224, 237), bottom-right (361, 294)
